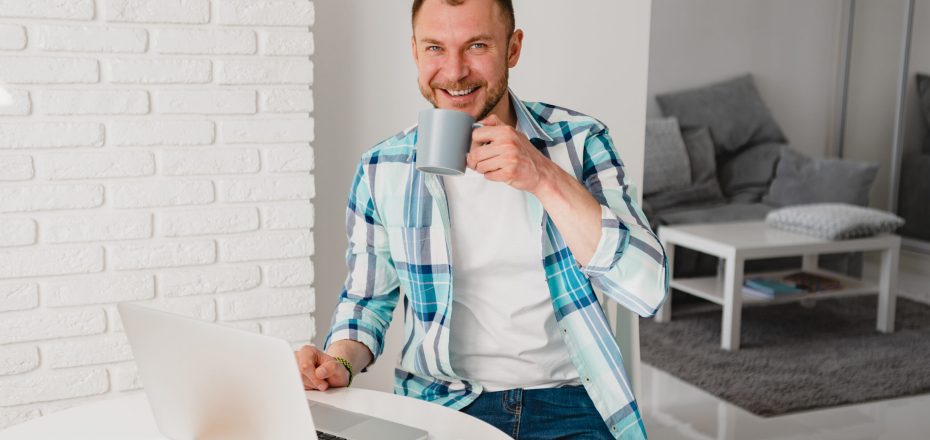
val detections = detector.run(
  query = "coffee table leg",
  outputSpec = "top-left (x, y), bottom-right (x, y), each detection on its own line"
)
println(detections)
top-left (655, 239), bottom-right (674, 323)
top-left (877, 247), bottom-right (899, 333)
top-left (721, 256), bottom-right (744, 351)
top-left (799, 254), bottom-right (818, 309)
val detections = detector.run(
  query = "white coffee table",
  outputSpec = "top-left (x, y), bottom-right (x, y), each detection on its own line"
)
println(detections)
top-left (656, 221), bottom-right (900, 351)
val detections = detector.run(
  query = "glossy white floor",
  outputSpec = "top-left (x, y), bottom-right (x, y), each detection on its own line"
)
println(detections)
top-left (640, 284), bottom-right (930, 440)
top-left (640, 363), bottom-right (930, 440)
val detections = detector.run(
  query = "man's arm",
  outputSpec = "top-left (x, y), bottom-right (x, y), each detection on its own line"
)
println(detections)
top-left (296, 159), bottom-right (401, 390)
top-left (468, 115), bottom-right (601, 265)
top-left (469, 118), bottom-right (668, 317)
top-left (530, 165), bottom-right (602, 266)
top-left (571, 127), bottom-right (669, 317)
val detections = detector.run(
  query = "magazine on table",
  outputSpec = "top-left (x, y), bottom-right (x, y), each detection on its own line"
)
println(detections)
top-left (742, 271), bottom-right (844, 299)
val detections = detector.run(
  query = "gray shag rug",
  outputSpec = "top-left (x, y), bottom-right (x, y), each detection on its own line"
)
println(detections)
top-left (640, 294), bottom-right (930, 417)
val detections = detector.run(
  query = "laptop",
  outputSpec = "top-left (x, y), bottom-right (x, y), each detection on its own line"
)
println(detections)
top-left (118, 303), bottom-right (428, 440)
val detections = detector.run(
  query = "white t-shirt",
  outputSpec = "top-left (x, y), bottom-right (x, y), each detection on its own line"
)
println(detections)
top-left (444, 167), bottom-right (580, 391)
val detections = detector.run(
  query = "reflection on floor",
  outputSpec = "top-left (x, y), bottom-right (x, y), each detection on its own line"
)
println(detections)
top-left (640, 287), bottom-right (930, 440)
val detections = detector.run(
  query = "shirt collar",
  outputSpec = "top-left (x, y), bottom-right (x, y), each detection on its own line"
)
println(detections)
top-left (509, 89), bottom-right (554, 142)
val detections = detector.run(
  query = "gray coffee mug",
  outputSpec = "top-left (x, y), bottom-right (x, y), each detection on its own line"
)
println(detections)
top-left (415, 108), bottom-right (482, 176)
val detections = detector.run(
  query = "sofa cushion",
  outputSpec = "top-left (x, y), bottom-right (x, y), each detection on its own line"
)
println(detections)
top-left (656, 74), bottom-right (787, 155)
top-left (653, 203), bottom-right (773, 226)
top-left (644, 180), bottom-right (726, 213)
top-left (645, 126), bottom-right (726, 211)
top-left (763, 147), bottom-right (878, 207)
top-left (682, 126), bottom-right (721, 188)
top-left (717, 142), bottom-right (784, 202)
top-left (644, 117), bottom-right (691, 195)
top-left (918, 73), bottom-right (930, 153)
top-left (766, 203), bottom-right (904, 240)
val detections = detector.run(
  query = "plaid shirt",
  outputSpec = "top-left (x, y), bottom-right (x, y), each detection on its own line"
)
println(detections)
top-left (325, 93), bottom-right (669, 439)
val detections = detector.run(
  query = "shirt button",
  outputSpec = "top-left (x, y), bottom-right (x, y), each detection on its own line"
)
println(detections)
top-left (584, 377), bottom-right (592, 383)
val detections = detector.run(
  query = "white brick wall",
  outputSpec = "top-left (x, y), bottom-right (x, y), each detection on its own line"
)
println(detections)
top-left (0, 0), bottom-right (314, 428)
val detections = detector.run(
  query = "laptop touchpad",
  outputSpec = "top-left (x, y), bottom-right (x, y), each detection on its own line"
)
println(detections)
top-left (341, 419), bottom-right (428, 440)
top-left (308, 402), bottom-right (368, 432)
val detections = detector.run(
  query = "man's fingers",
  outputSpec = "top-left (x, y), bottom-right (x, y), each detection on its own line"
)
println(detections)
top-left (468, 144), bottom-right (508, 166)
top-left (301, 373), bottom-right (316, 390)
top-left (479, 114), bottom-right (503, 126)
top-left (477, 154), bottom-right (518, 175)
top-left (471, 125), bottom-right (510, 144)
top-left (319, 360), bottom-right (350, 386)
top-left (304, 368), bottom-right (329, 391)
top-left (296, 345), bottom-right (320, 369)
top-left (295, 345), bottom-right (331, 391)
top-left (315, 363), bottom-right (331, 379)
top-left (294, 346), bottom-right (349, 390)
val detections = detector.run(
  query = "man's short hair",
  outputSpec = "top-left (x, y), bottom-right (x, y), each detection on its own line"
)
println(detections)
top-left (411, 0), bottom-right (515, 37)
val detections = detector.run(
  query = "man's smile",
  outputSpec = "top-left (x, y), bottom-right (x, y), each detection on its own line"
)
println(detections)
top-left (444, 86), bottom-right (479, 97)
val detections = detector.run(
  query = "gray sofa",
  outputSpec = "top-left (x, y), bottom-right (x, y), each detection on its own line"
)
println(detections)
top-left (644, 74), bottom-right (879, 278)
top-left (897, 73), bottom-right (930, 241)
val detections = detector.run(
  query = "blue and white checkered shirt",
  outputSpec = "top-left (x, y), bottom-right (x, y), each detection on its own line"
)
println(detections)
top-left (325, 92), bottom-right (669, 439)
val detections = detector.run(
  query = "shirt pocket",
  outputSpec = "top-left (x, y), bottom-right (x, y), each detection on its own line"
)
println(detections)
top-left (378, 196), bottom-right (436, 229)
top-left (384, 225), bottom-right (437, 264)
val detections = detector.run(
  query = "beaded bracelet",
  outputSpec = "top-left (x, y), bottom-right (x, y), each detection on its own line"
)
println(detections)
top-left (332, 356), bottom-right (353, 387)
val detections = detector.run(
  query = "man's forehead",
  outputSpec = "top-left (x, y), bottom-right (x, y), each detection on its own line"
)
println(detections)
top-left (413, 0), bottom-right (507, 40)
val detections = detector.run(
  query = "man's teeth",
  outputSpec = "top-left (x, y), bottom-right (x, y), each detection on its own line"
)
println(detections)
top-left (447, 87), bottom-right (477, 97)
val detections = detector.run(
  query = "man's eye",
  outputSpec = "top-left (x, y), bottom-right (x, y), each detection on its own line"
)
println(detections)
top-left (426, 45), bottom-right (441, 52)
top-left (470, 43), bottom-right (487, 49)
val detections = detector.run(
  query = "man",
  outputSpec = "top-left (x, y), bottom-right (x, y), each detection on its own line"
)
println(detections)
top-left (295, 0), bottom-right (668, 438)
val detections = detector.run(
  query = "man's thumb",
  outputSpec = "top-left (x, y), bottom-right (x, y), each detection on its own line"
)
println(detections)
top-left (315, 363), bottom-right (330, 379)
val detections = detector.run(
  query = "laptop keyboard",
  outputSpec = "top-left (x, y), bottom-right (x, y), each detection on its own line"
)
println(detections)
top-left (316, 430), bottom-right (348, 440)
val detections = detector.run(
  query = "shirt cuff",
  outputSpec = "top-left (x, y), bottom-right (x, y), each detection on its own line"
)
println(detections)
top-left (579, 205), bottom-right (630, 278)
top-left (324, 324), bottom-right (383, 372)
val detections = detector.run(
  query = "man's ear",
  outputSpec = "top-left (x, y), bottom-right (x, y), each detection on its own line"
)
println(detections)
top-left (507, 29), bottom-right (524, 68)
top-left (411, 36), bottom-right (419, 63)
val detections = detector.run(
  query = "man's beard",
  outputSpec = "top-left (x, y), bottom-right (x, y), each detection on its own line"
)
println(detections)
top-left (420, 69), bottom-right (508, 121)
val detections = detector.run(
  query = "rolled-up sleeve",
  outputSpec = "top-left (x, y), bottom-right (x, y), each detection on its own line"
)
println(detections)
top-left (324, 159), bottom-right (400, 365)
top-left (579, 128), bottom-right (670, 318)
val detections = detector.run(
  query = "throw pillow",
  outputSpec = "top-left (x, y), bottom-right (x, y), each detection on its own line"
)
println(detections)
top-left (763, 147), bottom-right (878, 207)
top-left (917, 73), bottom-right (930, 153)
top-left (766, 203), bottom-right (904, 240)
top-left (717, 142), bottom-right (784, 202)
top-left (681, 126), bottom-right (719, 185)
top-left (655, 74), bottom-right (787, 155)
top-left (644, 126), bottom-right (726, 211)
top-left (644, 117), bottom-right (692, 195)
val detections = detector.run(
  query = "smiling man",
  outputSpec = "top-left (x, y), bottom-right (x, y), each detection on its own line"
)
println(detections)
top-left (295, 0), bottom-right (669, 438)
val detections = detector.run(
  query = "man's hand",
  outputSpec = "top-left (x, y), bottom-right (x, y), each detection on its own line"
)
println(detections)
top-left (294, 345), bottom-right (350, 391)
top-left (467, 114), bottom-right (556, 194)
top-left (468, 113), bottom-right (604, 266)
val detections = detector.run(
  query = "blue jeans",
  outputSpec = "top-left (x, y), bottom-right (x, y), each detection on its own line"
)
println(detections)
top-left (460, 386), bottom-right (614, 439)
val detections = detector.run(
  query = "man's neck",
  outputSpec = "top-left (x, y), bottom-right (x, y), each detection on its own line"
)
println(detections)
top-left (488, 90), bottom-right (518, 127)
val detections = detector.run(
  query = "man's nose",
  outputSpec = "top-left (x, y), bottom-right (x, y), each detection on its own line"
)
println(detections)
top-left (441, 52), bottom-right (469, 81)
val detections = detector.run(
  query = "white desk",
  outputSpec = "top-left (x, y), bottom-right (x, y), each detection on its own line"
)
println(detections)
top-left (0, 388), bottom-right (509, 440)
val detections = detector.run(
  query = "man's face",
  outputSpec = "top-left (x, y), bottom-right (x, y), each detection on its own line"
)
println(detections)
top-left (411, 0), bottom-right (521, 121)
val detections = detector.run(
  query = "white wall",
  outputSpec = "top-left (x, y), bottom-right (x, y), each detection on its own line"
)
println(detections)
top-left (313, 0), bottom-right (653, 391)
top-left (311, 0), bottom-right (420, 390)
top-left (0, 0), bottom-right (315, 428)
top-left (647, 0), bottom-right (846, 160)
